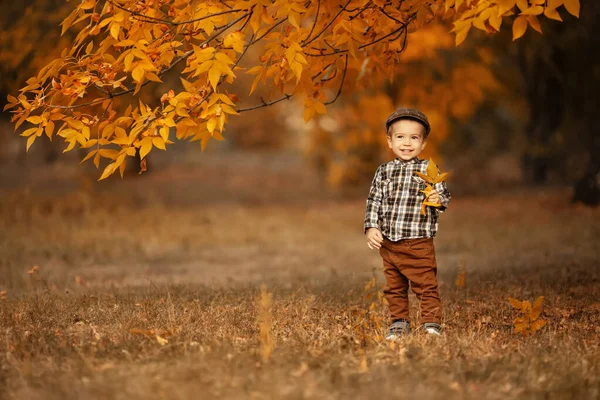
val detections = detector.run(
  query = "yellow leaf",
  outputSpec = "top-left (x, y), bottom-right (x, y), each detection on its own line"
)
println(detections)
top-left (473, 17), bottom-right (487, 31)
top-left (512, 15), bottom-right (528, 40)
top-left (295, 52), bottom-right (308, 66)
top-left (132, 67), bottom-right (145, 83)
top-left (527, 15), bottom-right (542, 33)
top-left (98, 162), bottom-right (118, 181)
top-left (530, 296), bottom-right (544, 320)
top-left (220, 104), bottom-right (239, 115)
top-left (516, 0), bottom-right (529, 12)
top-left (26, 135), bottom-right (36, 152)
top-left (521, 5), bottom-right (543, 15)
top-left (60, 8), bottom-right (79, 36)
top-left (348, 39), bottom-right (359, 59)
top-left (522, 300), bottom-right (532, 313)
top-left (529, 318), bottom-right (546, 332)
top-left (563, 0), bottom-right (579, 17)
top-left (98, 149), bottom-right (119, 159)
top-left (45, 121), bottom-right (55, 138)
top-left (489, 14), bottom-right (503, 30)
top-left (207, 118), bottom-right (217, 133)
top-left (250, 73), bottom-right (262, 95)
top-left (124, 52), bottom-right (135, 71)
top-left (219, 94), bottom-right (235, 106)
top-left (145, 72), bottom-right (163, 83)
top-left (313, 101), bottom-right (326, 115)
top-left (508, 297), bottom-right (523, 309)
top-left (208, 67), bottom-right (221, 91)
top-left (415, 171), bottom-right (434, 183)
top-left (80, 150), bottom-right (97, 164)
top-left (160, 126), bottom-right (169, 141)
top-left (288, 11), bottom-right (300, 29)
top-left (26, 116), bottom-right (44, 124)
top-left (20, 128), bottom-right (38, 137)
top-left (513, 317), bottom-right (528, 333)
top-left (139, 138), bottom-right (152, 159)
top-left (547, 0), bottom-right (563, 7)
top-left (427, 159), bottom-right (438, 179)
top-left (544, 7), bottom-right (562, 21)
top-left (110, 23), bottom-right (121, 40)
top-left (246, 66), bottom-right (264, 75)
top-left (497, 0), bottom-right (516, 16)
top-left (304, 106), bottom-right (315, 123)
top-left (450, 19), bottom-right (471, 33)
top-left (119, 157), bottom-right (126, 178)
top-left (152, 137), bottom-right (166, 150)
top-left (434, 172), bottom-right (450, 183)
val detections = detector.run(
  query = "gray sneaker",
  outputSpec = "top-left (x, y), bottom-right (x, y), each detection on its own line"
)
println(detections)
top-left (423, 322), bottom-right (442, 336)
top-left (385, 320), bottom-right (411, 341)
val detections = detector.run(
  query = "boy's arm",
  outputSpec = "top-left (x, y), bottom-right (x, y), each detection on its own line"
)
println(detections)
top-left (364, 166), bottom-right (383, 232)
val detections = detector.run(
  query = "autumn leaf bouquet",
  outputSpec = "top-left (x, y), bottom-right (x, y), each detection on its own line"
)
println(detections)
top-left (414, 159), bottom-right (450, 216)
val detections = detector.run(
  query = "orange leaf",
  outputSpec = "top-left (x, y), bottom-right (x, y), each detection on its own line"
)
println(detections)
top-left (563, 0), bottom-right (580, 18)
top-left (513, 317), bottom-right (528, 333)
top-left (530, 296), bottom-right (544, 320)
top-left (426, 158), bottom-right (438, 179)
top-left (414, 171), bottom-right (434, 183)
top-left (527, 15), bottom-right (542, 34)
top-left (544, 7), bottom-right (562, 21)
top-left (512, 15), bottom-right (528, 40)
top-left (529, 318), bottom-right (546, 332)
top-left (508, 297), bottom-right (522, 309)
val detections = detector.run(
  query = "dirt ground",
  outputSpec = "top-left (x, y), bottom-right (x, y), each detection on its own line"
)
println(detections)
top-left (0, 153), bottom-right (598, 399)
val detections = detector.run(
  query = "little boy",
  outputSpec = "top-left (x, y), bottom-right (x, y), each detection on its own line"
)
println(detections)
top-left (364, 108), bottom-right (451, 339)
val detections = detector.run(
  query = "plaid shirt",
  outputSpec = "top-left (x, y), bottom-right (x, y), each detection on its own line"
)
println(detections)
top-left (364, 157), bottom-right (451, 241)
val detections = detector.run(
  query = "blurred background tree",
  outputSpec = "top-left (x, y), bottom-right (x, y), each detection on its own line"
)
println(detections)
top-left (308, 1), bottom-right (598, 205)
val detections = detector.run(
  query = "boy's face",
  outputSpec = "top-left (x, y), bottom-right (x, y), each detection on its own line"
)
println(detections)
top-left (386, 119), bottom-right (427, 161)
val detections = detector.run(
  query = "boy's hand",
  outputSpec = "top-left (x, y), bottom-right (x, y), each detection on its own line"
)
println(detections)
top-left (366, 228), bottom-right (384, 250)
top-left (427, 189), bottom-right (441, 205)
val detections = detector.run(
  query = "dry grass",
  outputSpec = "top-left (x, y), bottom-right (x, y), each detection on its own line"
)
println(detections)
top-left (0, 182), bottom-right (599, 399)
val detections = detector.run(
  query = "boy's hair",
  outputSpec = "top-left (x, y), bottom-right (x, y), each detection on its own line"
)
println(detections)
top-left (385, 108), bottom-right (431, 138)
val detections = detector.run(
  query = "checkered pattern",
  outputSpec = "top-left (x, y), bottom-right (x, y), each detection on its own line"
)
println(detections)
top-left (364, 157), bottom-right (451, 240)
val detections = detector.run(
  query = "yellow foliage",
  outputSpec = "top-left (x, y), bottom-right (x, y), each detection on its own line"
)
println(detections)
top-left (6, 0), bottom-right (577, 180)
top-left (415, 158), bottom-right (450, 215)
top-left (508, 296), bottom-right (547, 334)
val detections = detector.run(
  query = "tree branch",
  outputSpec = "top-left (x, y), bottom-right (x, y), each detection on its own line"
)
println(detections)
top-left (108, 1), bottom-right (246, 27)
top-left (236, 94), bottom-right (293, 113)
top-left (304, 0), bottom-right (321, 44)
top-left (301, 0), bottom-right (352, 47)
top-left (304, 13), bottom-right (415, 57)
top-left (324, 54), bottom-right (348, 105)
top-left (43, 12), bottom-right (251, 110)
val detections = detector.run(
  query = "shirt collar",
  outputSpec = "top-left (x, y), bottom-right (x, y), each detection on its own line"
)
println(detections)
top-left (393, 157), bottom-right (421, 166)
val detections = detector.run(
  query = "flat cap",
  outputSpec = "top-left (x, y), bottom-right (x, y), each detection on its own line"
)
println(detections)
top-left (385, 107), bottom-right (431, 135)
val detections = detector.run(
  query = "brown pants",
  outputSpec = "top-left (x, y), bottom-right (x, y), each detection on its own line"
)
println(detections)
top-left (379, 236), bottom-right (442, 324)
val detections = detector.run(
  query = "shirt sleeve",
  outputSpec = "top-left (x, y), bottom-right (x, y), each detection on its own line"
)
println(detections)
top-left (433, 165), bottom-right (451, 213)
top-left (364, 165), bottom-right (383, 233)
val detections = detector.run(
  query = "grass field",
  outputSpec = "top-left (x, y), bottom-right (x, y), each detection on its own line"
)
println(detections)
top-left (0, 172), bottom-right (598, 399)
